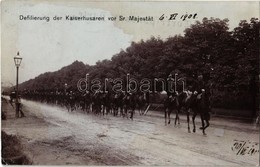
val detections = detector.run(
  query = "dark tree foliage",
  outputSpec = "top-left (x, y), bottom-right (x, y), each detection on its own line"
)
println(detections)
top-left (17, 17), bottom-right (259, 110)
top-left (19, 61), bottom-right (90, 91)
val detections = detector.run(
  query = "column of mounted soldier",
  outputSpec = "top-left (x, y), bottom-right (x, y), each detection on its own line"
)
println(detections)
top-left (8, 73), bottom-right (211, 135)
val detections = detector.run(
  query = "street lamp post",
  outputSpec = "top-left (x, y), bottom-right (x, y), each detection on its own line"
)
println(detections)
top-left (14, 52), bottom-right (22, 118)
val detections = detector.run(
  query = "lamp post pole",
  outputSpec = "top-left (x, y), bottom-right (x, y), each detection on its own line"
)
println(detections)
top-left (15, 66), bottom-right (19, 117)
top-left (14, 52), bottom-right (22, 118)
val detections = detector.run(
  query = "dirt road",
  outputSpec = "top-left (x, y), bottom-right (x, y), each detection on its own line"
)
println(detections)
top-left (1, 97), bottom-right (259, 165)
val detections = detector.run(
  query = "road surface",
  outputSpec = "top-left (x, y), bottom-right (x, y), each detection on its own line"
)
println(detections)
top-left (1, 97), bottom-right (259, 165)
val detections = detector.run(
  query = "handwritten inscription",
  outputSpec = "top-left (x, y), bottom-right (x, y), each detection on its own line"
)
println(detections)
top-left (231, 140), bottom-right (259, 156)
top-left (159, 13), bottom-right (197, 21)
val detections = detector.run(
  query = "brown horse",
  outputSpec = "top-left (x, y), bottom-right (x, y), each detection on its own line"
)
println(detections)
top-left (177, 90), bottom-right (210, 135)
top-left (164, 94), bottom-right (179, 126)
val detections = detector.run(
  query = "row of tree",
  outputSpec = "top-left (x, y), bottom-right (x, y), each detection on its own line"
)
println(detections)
top-left (17, 17), bottom-right (259, 111)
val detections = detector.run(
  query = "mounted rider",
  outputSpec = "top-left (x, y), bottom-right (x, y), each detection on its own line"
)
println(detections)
top-left (192, 74), bottom-right (205, 99)
top-left (191, 73), bottom-right (211, 120)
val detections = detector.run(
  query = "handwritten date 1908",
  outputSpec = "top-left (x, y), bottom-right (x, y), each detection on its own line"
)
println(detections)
top-left (159, 13), bottom-right (197, 21)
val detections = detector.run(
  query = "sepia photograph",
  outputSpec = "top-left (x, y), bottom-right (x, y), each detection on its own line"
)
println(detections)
top-left (1, 0), bottom-right (259, 166)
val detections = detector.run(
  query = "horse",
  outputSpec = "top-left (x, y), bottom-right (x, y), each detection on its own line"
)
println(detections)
top-left (78, 92), bottom-right (87, 112)
top-left (136, 92), bottom-right (150, 115)
top-left (104, 92), bottom-right (113, 115)
top-left (100, 92), bottom-right (112, 116)
top-left (84, 92), bottom-right (92, 113)
top-left (164, 94), bottom-right (179, 126)
top-left (112, 92), bottom-right (124, 117)
top-left (67, 91), bottom-right (76, 112)
top-left (92, 92), bottom-right (102, 115)
top-left (177, 90), bottom-right (210, 135)
top-left (122, 93), bottom-right (130, 118)
top-left (122, 93), bottom-right (136, 120)
top-left (136, 93), bottom-right (145, 115)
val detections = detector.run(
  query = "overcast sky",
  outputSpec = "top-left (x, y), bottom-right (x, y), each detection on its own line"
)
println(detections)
top-left (1, 0), bottom-right (259, 85)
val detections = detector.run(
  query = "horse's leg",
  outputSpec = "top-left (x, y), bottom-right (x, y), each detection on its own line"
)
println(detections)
top-left (89, 103), bottom-right (92, 113)
top-left (87, 104), bottom-right (90, 113)
top-left (177, 110), bottom-right (180, 125)
top-left (122, 106), bottom-right (125, 118)
top-left (95, 106), bottom-right (98, 115)
top-left (174, 109), bottom-right (178, 126)
top-left (83, 102), bottom-right (85, 112)
top-left (105, 106), bottom-right (108, 115)
top-left (119, 107), bottom-right (121, 117)
top-left (115, 107), bottom-right (118, 116)
top-left (130, 109), bottom-right (134, 120)
top-left (174, 107), bottom-right (180, 126)
top-left (100, 105), bottom-right (102, 116)
top-left (106, 106), bottom-right (110, 115)
top-left (187, 108), bottom-right (191, 133)
top-left (119, 106), bottom-right (122, 116)
top-left (122, 106), bottom-right (127, 118)
top-left (71, 102), bottom-right (73, 111)
top-left (165, 109), bottom-right (167, 126)
top-left (120, 106), bottom-right (123, 117)
top-left (204, 119), bottom-right (210, 130)
top-left (192, 111), bottom-right (197, 133)
top-left (69, 102), bottom-right (72, 111)
top-left (80, 102), bottom-right (83, 111)
top-left (126, 107), bottom-right (129, 119)
top-left (137, 106), bottom-right (139, 115)
top-left (92, 104), bottom-right (97, 115)
top-left (111, 106), bottom-right (113, 114)
top-left (67, 103), bottom-right (70, 112)
top-left (168, 109), bottom-right (171, 124)
top-left (98, 105), bottom-right (100, 116)
top-left (123, 106), bottom-right (127, 118)
top-left (84, 103), bottom-right (87, 112)
top-left (200, 114), bottom-right (206, 135)
top-left (95, 105), bottom-right (97, 115)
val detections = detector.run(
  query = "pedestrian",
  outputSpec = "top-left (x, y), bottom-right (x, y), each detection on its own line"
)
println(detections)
top-left (17, 95), bottom-right (25, 117)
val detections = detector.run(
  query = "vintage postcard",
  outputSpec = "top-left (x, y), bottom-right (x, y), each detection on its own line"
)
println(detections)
top-left (1, 0), bottom-right (259, 166)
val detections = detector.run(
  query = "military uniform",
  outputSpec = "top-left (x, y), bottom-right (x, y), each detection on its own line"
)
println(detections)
top-left (191, 77), bottom-right (211, 120)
